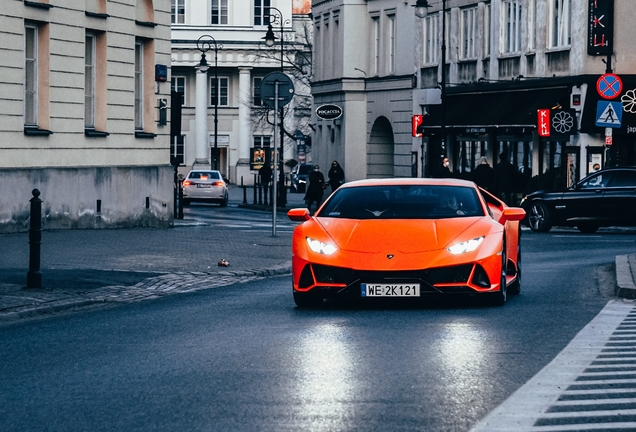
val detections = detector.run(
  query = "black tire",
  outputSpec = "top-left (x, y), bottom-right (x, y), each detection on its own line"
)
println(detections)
top-left (220, 194), bottom-right (228, 207)
top-left (293, 291), bottom-right (322, 308)
top-left (508, 240), bottom-right (521, 295)
top-left (577, 225), bottom-right (599, 234)
top-left (491, 238), bottom-right (507, 306)
top-left (528, 201), bottom-right (553, 232)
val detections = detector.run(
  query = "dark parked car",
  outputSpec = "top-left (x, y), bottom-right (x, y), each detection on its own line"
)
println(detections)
top-left (520, 167), bottom-right (636, 233)
top-left (290, 163), bottom-right (313, 193)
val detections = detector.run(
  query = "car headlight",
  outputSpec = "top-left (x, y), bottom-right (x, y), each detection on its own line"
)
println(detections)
top-left (306, 237), bottom-right (337, 255)
top-left (447, 236), bottom-right (484, 255)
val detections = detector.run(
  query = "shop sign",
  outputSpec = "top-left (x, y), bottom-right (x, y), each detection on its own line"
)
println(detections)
top-left (412, 115), bottom-right (423, 137)
top-left (588, 0), bottom-right (613, 56)
top-left (538, 109), bottom-right (550, 137)
top-left (551, 109), bottom-right (577, 135)
top-left (316, 104), bottom-right (343, 120)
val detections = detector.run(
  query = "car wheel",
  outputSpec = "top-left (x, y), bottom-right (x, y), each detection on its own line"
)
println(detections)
top-left (220, 194), bottom-right (228, 207)
top-left (182, 199), bottom-right (191, 206)
top-left (528, 201), bottom-right (553, 232)
top-left (508, 240), bottom-right (521, 295)
top-left (577, 225), bottom-right (599, 234)
top-left (491, 238), bottom-right (507, 306)
top-left (293, 290), bottom-right (322, 308)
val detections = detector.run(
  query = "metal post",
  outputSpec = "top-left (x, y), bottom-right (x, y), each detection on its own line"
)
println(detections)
top-left (26, 189), bottom-right (42, 288)
top-left (242, 176), bottom-right (247, 204)
top-left (213, 43), bottom-right (219, 171)
top-left (253, 174), bottom-right (257, 204)
top-left (272, 80), bottom-right (279, 236)
top-left (440, 0), bottom-right (447, 157)
top-left (178, 181), bottom-right (184, 219)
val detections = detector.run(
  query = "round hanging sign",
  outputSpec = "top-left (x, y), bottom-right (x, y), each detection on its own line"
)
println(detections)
top-left (316, 104), bottom-right (343, 120)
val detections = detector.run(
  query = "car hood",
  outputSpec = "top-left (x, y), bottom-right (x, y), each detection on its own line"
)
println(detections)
top-left (315, 218), bottom-right (484, 253)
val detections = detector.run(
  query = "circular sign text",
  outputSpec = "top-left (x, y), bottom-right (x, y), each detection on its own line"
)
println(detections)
top-left (316, 104), bottom-right (343, 120)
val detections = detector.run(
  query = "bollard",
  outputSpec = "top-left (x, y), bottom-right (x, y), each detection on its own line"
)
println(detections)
top-left (253, 174), bottom-right (257, 204)
top-left (26, 189), bottom-right (42, 288)
top-left (241, 176), bottom-right (247, 204)
top-left (178, 180), bottom-right (184, 219)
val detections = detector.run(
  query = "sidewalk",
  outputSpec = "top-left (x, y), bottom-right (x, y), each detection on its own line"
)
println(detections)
top-left (1, 184), bottom-right (635, 323)
top-left (0, 185), bottom-right (309, 323)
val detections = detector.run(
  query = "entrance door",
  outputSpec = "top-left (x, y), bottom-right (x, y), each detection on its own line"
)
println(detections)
top-left (368, 117), bottom-right (394, 178)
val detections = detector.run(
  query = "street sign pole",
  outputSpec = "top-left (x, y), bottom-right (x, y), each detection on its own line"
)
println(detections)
top-left (272, 82), bottom-right (279, 237)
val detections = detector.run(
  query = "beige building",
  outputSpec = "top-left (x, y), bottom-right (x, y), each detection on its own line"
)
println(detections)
top-left (0, 0), bottom-right (173, 233)
top-left (311, 0), bottom-right (636, 194)
top-left (169, 0), bottom-right (312, 186)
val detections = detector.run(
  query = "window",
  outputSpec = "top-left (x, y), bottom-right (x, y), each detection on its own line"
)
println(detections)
top-left (253, 77), bottom-right (263, 106)
top-left (254, 0), bottom-right (270, 26)
top-left (372, 16), bottom-right (380, 75)
top-left (171, 135), bottom-right (185, 165)
top-left (211, 0), bottom-right (228, 25)
top-left (501, 0), bottom-right (522, 54)
top-left (549, 0), bottom-right (571, 48)
top-left (24, 23), bottom-right (38, 126)
top-left (210, 77), bottom-right (229, 106)
top-left (527, 0), bottom-right (535, 51)
top-left (254, 136), bottom-right (271, 148)
top-left (461, 7), bottom-right (477, 60)
top-left (85, 33), bottom-right (96, 128)
top-left (134, 41), bottom-right (143, 129)
top-left (423, 14), bottom-right (439, 64)
top-left (387, 14), bottom-right (396, 74)
top-left (171, 76), bottom-right (186, 105)
top-left (171, 0), bottom-right (185, 24)
top-left (484, 3), bottom-right (491, 57)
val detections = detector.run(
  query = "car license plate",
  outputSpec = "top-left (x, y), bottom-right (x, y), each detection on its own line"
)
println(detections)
top-left (361, 283), bottom-right (420, 297)
top-left (197, 184), bottom-right (211, 188)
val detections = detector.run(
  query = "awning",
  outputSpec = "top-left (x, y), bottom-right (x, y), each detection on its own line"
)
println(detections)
top-left (417, 86), bottom-right (572, 135)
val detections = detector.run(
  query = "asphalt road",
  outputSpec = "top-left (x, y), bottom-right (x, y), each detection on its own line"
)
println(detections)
top-left (0, 231), bottom-right (635, 431)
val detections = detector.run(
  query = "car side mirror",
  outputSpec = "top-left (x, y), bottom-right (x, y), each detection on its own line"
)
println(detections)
top-left (288, 208), bottom-right (311, 222)
top-left (501, 207), bottom-right (526, 222)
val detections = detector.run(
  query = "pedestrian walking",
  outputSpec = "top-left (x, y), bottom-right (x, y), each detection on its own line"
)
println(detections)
top-left (259, 163), bottom-right (272, 187)
top-left (304, 165), bottom-right (326, 213)
top-left (472, 156), bottom-right (494, 190)
top-left (328, 160), bottom-right (345, 192)
top-left (494, 153), bottom-right (516, 204)
top-left (432, 156), bottom-right (452, 178)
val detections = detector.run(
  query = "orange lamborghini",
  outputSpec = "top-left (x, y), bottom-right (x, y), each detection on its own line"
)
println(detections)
top-left (287, 178), bottom-right (525, 307)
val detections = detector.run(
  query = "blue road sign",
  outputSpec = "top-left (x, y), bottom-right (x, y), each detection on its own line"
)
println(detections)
top-left (596, 101), bottom-right (622, 128)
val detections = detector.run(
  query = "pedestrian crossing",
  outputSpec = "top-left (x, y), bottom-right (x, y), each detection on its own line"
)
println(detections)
top-left (471, 300), bottom-right (636, 432)
top-left (176, 206), bottom-right (299, 232)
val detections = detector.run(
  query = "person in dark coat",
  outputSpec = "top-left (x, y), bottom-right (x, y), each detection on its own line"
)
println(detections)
top-left (328, 160), bottom-right (345, 192)
top-left (494, 153), bottom-right (516, 204)
top-left (472, 156), bottom-right (494, 190)
top-left (432, 157), bottom-right (452, 178)
top-left (304, 165), bottom-right (326, 213)
top-left (259, 163), bottom-right (272, 187)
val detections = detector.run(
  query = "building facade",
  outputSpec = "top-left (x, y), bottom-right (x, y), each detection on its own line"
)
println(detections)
top-left (169, 0), bottom-right (313, 186)
top-left (311, 0), bottom-right (636, 198)
top-left (0, 0), bottom-right (173, 233)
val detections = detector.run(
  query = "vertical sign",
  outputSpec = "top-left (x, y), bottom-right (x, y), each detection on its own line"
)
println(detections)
top-left (538, 109), bottom-right (551, 137)
top-left (412, 115), bottom-right (423, 137)
top-left (588, 0), bottom-right (613, 56)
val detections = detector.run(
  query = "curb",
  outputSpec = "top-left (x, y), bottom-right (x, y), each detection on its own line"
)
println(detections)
top-left (0, 264), bottom-right (292, 324)
top-left (615, 255), bottom-right (636, 299)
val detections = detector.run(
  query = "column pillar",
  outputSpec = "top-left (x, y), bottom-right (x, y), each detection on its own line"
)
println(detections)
top-left (194, 65), bottom-right (210, 168)
top-left (236, 67), bottom-right (253, 184)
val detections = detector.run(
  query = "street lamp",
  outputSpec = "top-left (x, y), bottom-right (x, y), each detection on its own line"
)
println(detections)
top-left (196, 35), bottom-right (220, 171)
top-left (262, 7), bottom-right (290, 207)
top-left (414, 0), bottom-right (447, 159)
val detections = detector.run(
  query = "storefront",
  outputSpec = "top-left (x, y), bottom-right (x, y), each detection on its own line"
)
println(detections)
top-left (415, 76), bottom-right (632, 196)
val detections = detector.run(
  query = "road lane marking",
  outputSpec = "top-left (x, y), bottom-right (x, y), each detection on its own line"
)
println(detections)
top-left (470, 300), bottom-right (636, 432)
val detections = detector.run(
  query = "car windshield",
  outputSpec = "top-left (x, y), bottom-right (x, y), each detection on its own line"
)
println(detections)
top-left (189, 171), bottom-right (221, 180)
top-left (317, 185), bottom-right (484, 219)
top-left (298, 165), bottom-right (312, 175)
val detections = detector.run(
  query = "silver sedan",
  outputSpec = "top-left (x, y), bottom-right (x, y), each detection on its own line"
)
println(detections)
top-left (182, 170), bottom-right (228, 207)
